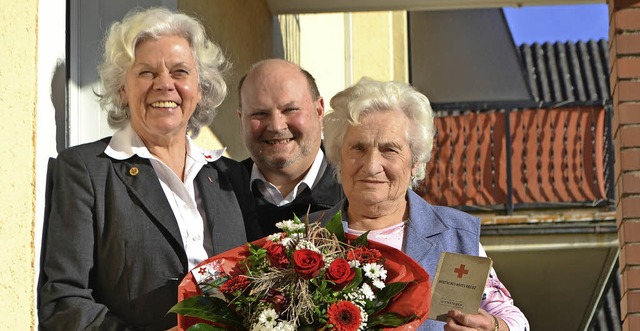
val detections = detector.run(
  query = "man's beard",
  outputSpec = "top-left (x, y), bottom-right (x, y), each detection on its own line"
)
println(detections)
top-left (253, 139), bottom-right (311, 170)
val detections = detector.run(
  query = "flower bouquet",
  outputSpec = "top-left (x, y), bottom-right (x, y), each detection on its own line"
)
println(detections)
top-left (169, 212), bottom-right (431, 331)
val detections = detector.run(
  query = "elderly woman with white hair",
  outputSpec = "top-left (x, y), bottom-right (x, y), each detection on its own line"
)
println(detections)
top-left (314, 78), bottom-right (529, 331)
top-left (38, 7), bottom-right (260, 330)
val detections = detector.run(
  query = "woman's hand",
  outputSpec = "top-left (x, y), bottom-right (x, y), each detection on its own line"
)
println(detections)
top-left (444, 309), bottom-right (502, 331)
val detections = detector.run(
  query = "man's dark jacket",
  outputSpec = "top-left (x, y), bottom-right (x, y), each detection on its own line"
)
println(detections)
top-left (242, 155), bottom-right (344, 235)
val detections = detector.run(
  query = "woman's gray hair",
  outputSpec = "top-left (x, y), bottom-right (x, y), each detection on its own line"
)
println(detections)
top-left (97, 7), bottom-right (228, 136)
top-left (323, 77), bottom-right (435, 189)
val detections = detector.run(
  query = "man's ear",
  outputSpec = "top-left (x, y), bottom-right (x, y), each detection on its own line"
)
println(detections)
top-left (316, 97), bottom-right (325, 118)
top-left (237, 108), bottom-right (244, 130)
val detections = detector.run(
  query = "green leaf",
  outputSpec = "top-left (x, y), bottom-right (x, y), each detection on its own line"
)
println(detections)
top-left (211, 276), bottom-right (229, 287)
top-left (351, 231), bottom-right (370, 247)
top-left (366, 282), bottom-right (410, 313)
top-left (325, 211), bottom-right (345, 242)
top-left (368, 312), bottom-right (418, 328)
top-left (187, 323), bottom-right (233, 331)
top-left (168, 296), bottom-right (245, 330)
top-left (246, 243), bottom-right (267, 270)
top-left (342, 268), bottom-right (363, 293)
top-left (248, 243), bottom-right (265, 256)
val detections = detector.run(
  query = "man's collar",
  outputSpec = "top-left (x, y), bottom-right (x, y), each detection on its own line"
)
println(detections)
top-left (249, 149), bottom-right (325, 190)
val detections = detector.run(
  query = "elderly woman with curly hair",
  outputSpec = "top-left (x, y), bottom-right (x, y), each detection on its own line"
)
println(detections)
top-left (38, 7), bottom-right (261, 330)
top-left (314, 78), bottom-right (529, 331)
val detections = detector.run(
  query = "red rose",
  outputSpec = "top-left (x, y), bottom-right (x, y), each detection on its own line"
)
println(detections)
top-left (266, 243), bottom-right (289, 268)
top-left (326, 258), bottom-right (356, 289)
top-left (347, 247), bottom-right (382, 264)
top-left (293, 249), bottom-right (325, 279)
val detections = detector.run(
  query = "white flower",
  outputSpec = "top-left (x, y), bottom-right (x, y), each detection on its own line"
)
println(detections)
top-left (275, 321), bottom-right (296, 331)
top-left (289, 232), bottom-right (304, 240)
top-left (281, 237), bottom-right (295, 248)
top-left (360, 282), bottom-right (376, 301)
top-left (346, 289), bottom-right (364, 302)
top-left (295, 240), bottom-right (320, 253)
top-left (363, 263), bottom-right (387, 281)
top-left (257, 308), bottom-right (278, 327)
top-left (268, 233), bottom-right (283, 242)
top-left (322, 254), bottom-right (333, 265)
top-left (275, 219), bottom-right (305, 232)
top-left (274, 219), bottom-right (293, 230)
top-left (372, 279), bottom-right (386, 290)
top-left (349, 259), bottom-right (361, 268)
top-left (358, 306), bottom-right (369, 330)
top-left (290, 223), bottom-right (306, 232)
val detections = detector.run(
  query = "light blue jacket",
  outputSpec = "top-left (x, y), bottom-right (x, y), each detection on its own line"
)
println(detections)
top-left (313, 189), bottom-right (480, 331)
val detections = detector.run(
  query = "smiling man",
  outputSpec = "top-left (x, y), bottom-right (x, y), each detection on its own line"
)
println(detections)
top-left (237, 59), bottom-right (344, 234)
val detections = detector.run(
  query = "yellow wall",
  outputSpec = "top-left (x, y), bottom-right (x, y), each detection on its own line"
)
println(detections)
top-left (299, 13), bottom-right (348, 105)
top-left (0, 0), bottom-right (38, 329)
top-left (295, 11), bottom-right (408, 106)
top-left (351, 11), bottom-right (408, 83)
top-left (179, 0), bottom-right (274, 160)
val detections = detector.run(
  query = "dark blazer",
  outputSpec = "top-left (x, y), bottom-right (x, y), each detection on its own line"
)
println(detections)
top-left (38, 137), bottom-right (262, 331)
top-left (313, 190), bottom-right (481, 331)
top-left (241, 155), bottom-right (344, 235)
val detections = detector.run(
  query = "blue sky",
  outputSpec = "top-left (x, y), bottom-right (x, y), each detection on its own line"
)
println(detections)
top-left (503, 4), bottom-right (609, 45)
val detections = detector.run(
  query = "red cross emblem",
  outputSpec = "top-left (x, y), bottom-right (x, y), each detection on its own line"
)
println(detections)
top-left (454, 264), bottom-right (469, 278)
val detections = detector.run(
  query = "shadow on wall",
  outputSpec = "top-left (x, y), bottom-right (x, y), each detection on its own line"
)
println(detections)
top-left (51, 60), bottom-right (67, 153)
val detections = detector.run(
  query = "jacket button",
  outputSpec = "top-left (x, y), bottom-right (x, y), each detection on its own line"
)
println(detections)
top-left (129, 167), bottom-right (139, 176)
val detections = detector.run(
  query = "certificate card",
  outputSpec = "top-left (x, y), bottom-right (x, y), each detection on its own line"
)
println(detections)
top-left (428, 252), bottom-right (493, 321)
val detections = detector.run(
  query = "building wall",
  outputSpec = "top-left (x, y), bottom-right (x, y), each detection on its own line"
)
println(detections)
top-left (296, 11), bottom-right (408, 107)
top-left (299, 13), bottom-right (348, 105)
top-left (0, 0), bottom-right (38, 329)
top-left (609, 1), bottom-right (640, 330)
top-left (179, 0), bottom-right (274, 160)
top-left (351, 11), bottom-right (408, 83)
